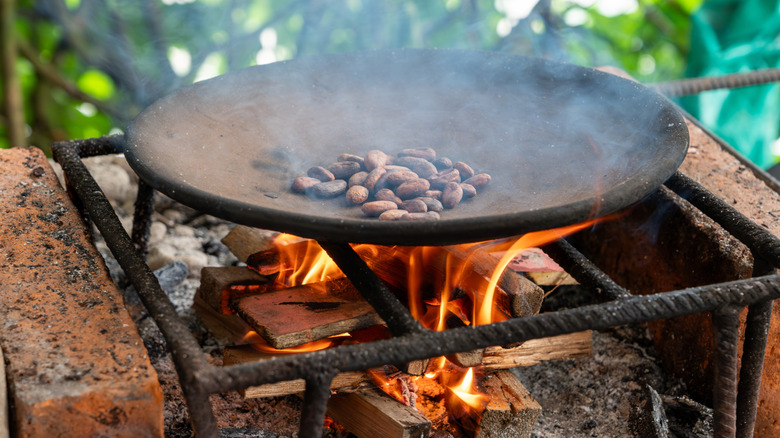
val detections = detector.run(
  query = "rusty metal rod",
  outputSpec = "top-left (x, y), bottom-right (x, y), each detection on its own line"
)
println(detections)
top-left (713, 306), bottom-right (741, 438)
top-left (665, 172), bottom-right (780, 267)
top-left (542, 238), bottom-right (632, 301)
top-left (52, 138), bottom-right (221, 438)
top-left (654, 68), bottom-right (780, 97)
top-left (317, 240), bottom-right (425, 337)
top-left (131, 179), bottom-right (156, 256)
top-left (736, 299), bottom-right (774, 438)
top-left (209, 274), bottom-right (780, 394)
top-left (299, 371), bottom-right (337, 438)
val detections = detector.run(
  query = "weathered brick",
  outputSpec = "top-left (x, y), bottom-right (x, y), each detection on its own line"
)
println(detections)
top-left (0, 147), bottom-right (163, 437)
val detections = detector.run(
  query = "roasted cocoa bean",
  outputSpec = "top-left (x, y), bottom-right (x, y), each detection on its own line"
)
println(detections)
top-left (378, 209), bottom-right (409, 221)
top-left (464, 173), bottom-right (491, 189)
top-left (395, 178), bottom-right (431, 200)
top-left (362, 200), bottom-right (398, 217)
top-left (385, 170), bottom-right (419, 186)
top-left (337, 153), bottom-right (365, 167)
top-left (400, 211), bottom-right (440, 221)
top-left (346, 185), bottom-right (369, 205)
top-left (428, 168), bottom-right (461, 190)
top-left (309, 179), bottom-right (347, 198)
top-left (384, 165), bottom-right (411, 173)
top-left (394, 156), bottom-right (438, 178)
top-left (460, 183), bottom-right (477, 199)
top-left (432, 157), bottom-right (453, 170)
top-left (417, 196), bottom-right (443, 213)
top-left (375, 188), bottom-right (403, 204)
top-left (442, 181), bottom-right (463, 208)
top-left (400, 199), bottom-right (428, 213)
top-left (307, 166), bottom-right (335, 182)
top-left (364, 150), bottom-right (389, 171)
top-left (348, 171), bottom-right (369, 187)
top-left (292, 176), bottom-right (321, 193)
top-left (424, 190), bottom-right (442, 200)
top-left (453, 161), bottom-right (475, 179)
top-left (398, 147), bottom-right (436, 162)
top-left (363, 167), bottom-right (387, 192)
top-left (327, 161), bottom-right (361, 179)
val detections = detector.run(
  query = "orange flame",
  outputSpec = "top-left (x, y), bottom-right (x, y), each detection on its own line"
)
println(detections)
top-left (240, 330), bottom-right (337, 354)
top-left (449, 367), bottom-right (489, 410)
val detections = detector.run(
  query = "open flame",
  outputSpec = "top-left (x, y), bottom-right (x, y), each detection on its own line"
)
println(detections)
top-left (243, 218), bottom-right (612, 430)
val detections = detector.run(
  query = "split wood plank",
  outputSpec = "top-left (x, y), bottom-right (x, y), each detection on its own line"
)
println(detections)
top-left (475, 370), bottom-right (542, 438)
top-left (220, 225), bottom-right (279, 262)
top-left (197, 266), bottom-right (273, 314)
top-left (327, 389), bottom-right (432, 438)
top-left (222, 346), bottom-right (368, 398)
top-left (232, 277), bottom-right (384, 349)
top-left (482, 331), bottom-right (592, 369)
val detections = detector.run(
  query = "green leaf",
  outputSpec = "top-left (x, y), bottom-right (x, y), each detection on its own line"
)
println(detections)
top-left (76, 70), bottom-right (115, 100)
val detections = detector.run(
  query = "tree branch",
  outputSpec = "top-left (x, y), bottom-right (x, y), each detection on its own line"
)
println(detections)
top-left (1, 0), bottom-right (26, 147)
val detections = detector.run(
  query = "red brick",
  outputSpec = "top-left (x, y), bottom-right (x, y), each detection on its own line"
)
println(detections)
top-left (0, 147), bottom-right (163, 437)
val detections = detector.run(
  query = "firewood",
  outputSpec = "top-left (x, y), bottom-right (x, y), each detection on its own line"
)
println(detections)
top-left (192, 293), bottom-right (255, 343)
top-left (196, 266), bottom-right (273, 314)
top-left (475, 370), bottom-right (541, 438)
top-left (222, 345), bottom-right (369, 398)
top-left (220, 225), bottom-right (279, 262)
top-left (444, 315), bottom-right (484, 368)
top-left (481, 331), bottom-right (592, 369)
top-left (232, 277), bottom-right (384, 349)
top-left (327, 389), bottom-right (432, 438)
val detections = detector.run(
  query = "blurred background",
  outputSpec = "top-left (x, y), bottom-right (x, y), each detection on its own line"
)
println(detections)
top-left (1, 0), bottom-right (778, 168)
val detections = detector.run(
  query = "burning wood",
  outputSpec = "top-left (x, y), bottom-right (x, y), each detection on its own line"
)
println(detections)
top-left (327, 389), bottom-right (432, 438)
top-left (231, 277), bottom-right (384, 349)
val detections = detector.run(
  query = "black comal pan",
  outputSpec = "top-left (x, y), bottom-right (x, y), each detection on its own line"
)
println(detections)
top-left (124, 49), bottom-right (688, 245)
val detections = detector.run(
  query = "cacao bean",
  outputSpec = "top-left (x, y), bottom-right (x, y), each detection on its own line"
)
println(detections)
top-left (417, 196), bottom-right (443, 213)
top-left (394, 156), bottom-right (438, 178)
top-left (362, 200), bottom-right (398, 217)
top-left (346, 185), bottom-right (369, 205)
top-left (453, 161), bottom-right (475, 179)
top-left (398, 147), bottom-right (436, 162)
top-left (292, 176), bottom-right (321, 193)
top-left (327, 161), bottom-right (361, 179)
top-left (309, 179), bottom-right (347, 199)
top-left (338, 153), bottom-right (365, 167)
top-left (348, 171), bottom-right (369, 187)
top-left (428, 168), bottom-right (461, 190)
top-left (378, 209), bottom-right (409, 221)
top-left (424, 190), bottom-right (442, 201)
top-left (400, 199), bottom-right (428, 213)
top-left (385, 170), bottom-right (419, 186)
top-left (364, 150), bottom-right (389, 171)
top-left (363, 167), bottom-right (387, 192)
top-left (442, 181), bottom-right (463, 208)
top-left (395, 178), bottom-right (431, 200)
top-left (384, 165), bottom-right (411, 173)
top-left (375, 188), bottom-right (403, 204)
top-left (432, 157), bottom-right (453, 170)
top-left (464, 173), bottom-right (491, 189)
top-left (460, 183), bottom-right (477, 199)
top-left (307, 166), bottom-right (335, 182)
top-left (401, 211), bottom-right (440, 221)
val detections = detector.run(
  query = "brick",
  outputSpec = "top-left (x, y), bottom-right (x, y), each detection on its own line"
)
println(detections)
top-left (0, 147), bottom-right (163, 437)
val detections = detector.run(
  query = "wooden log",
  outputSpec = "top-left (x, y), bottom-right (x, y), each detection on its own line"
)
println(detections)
top-left (220, 225), bottom-right (279, 262)
top-left (482, 331), bottom-right (592, 369)
top-left (475, 370), bottom-right (542, 438)
top-left (232, 277), bottom-right (384, 349)
top-left (327, 389), bottom-right (432, 438)
top-left (196, 266), bottom-right (273, 314)
top-left (192, 292), bottom-right (255, 343)
top-left (222, 345), bottom-right (369, 398)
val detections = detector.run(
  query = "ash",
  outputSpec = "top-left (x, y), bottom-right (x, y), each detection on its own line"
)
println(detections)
top-left (62, 155), bottom-right (712, 438)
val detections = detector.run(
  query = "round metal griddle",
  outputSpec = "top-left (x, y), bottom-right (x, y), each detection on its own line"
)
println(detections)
top-left (123, 49), bottom-right (688, 245)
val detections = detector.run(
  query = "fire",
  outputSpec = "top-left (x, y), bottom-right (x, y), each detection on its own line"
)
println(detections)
top-left (240, 330), bottom-right (341, 354)
top-left (244, 219), bottom-right (612, 431)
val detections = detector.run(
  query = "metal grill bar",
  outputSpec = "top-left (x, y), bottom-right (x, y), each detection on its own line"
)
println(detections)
top-left (52, 137), bottom-right (780, 438)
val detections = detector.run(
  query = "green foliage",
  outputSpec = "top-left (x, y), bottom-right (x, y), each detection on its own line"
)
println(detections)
top-left (1, 0), bottom-right (699, 154)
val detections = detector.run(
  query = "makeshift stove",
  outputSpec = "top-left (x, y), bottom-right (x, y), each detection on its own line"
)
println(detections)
top-left (3, 50), bottom-right (780, 437)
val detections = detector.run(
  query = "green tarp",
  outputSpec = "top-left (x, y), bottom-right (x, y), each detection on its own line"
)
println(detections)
top-left (680, 0), bottom-right (780, 168)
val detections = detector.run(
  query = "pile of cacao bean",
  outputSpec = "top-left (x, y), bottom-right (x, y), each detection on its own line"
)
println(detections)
top-left (291, 148), bottom-right (491, 221)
